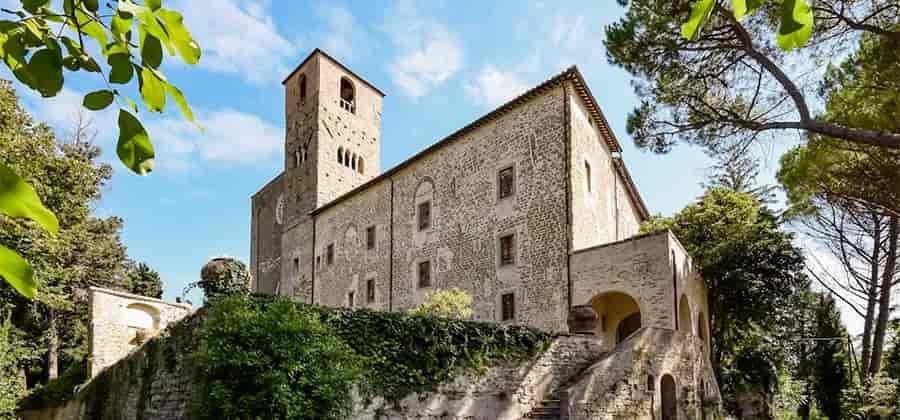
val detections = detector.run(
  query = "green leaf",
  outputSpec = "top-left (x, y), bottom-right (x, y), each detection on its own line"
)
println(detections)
top-left (84, 0), bottom-right (99, 12)
top-left (138, 66), bottom-right (166, 112)
top-left (111, 13), bottom-right (133, 41)
top-left (777, 0), bottom-right (813, 50)
top-left (0, 162), bottom-right (59, 234)
top-left (116, 109), bottom-right (155, 175)
top-left (137, 12), bottom-right (173, 56)
top-left (0, 244), bottom-right (36, 298)
top-left (27, 48), bottom-right (63, 97)
top-left (140, 30), bottom-right (163, 68)
top-left (146, 0), bottom-right (162, 11)
top-left (165, 83), bottom-right (196, 125)
top-left (62, 56), bottom-right (79, 71)
top-left (157, 9), bottom-right (200, 64)
top-left (83, 90), bottom-right (114, 110)
top-left (108, 53), bottom-right (134, 84)
top-left (682, 0), bottom-right (716, 41)
top-left (22, 0), bottom-right (51, 14)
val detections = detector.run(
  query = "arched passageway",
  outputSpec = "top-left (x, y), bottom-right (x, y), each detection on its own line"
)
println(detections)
top-left (590, 291), bottom-right (641, 347)
top-left (661, 374), bottom-right (677, 420)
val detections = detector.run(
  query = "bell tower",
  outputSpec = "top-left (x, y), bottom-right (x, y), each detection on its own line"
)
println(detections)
top-left (281, 49), bottom-right (385, 226)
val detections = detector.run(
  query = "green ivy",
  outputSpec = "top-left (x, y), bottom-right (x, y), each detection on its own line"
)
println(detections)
top-left (195, 295), bottom-right (551, 418)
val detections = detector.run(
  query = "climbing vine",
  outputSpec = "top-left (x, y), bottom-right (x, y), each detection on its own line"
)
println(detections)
top-left (194, 295), bottom-right (551, 418)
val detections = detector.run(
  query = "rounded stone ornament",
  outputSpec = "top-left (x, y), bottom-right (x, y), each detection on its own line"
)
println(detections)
top-left (567, 304), bottom-right (598, 335)
top-left (199, 257), bottom-right (251, 299)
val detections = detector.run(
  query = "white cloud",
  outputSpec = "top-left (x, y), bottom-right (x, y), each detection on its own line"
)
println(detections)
top-left (383, 1), bottom-right (463, 98)
top-left (171, 0), bottom-right (295, 84)
top-left (464, 66), bottom-right (530, 108)
top-left (24, 88), bottom-right (283, 172)
top-left (317, 5), bottom-right (363, 62)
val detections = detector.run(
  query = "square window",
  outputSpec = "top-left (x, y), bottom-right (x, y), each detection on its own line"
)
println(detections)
top-left (418, 201), bottom-right (431, 231)
top-left (498, 167), bottom-right (515, 199)
top-left (418, 260), bottom-right (431, 288)
top-left (501, 293), bottom-right (515, 321)
top-left (326, 244), bottom-right (334, 265)
top-left (366, 226), bottom-right (376, 250)
top-left (348, 291), bottom-right (355, 308)
top-left (366, 279), bottom-right (375, 303)
top-left (499, 234), bottom-right (515, 266)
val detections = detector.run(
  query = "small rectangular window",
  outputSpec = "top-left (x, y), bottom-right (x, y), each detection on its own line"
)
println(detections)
top-left (366, 226), bottom-right (376, 250)
top-left (499, 234), bottom-right (515, 266)
top-left (293, 257), bottom-right (300, 273)
top-left (348, 291), bottom-right (355, 308)
top-left (501, 293), bottom-right (515, 321)
top-left (366, 279), bottom-right (375, 303)
top-left (498, 166), bottom-right (515, 199)
top-left (418, 201), bottom-right (431, 231)
top-left (418, 260), bottom-right (431, 288)
top-left (326, 244), bottom-right (334, 265)
top-left (316, 256), bottom-right (321, 270)
top-left (585, 161), bottom-right (592, 193)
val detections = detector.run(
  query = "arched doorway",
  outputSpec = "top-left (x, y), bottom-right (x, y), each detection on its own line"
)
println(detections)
top-left (661, 374), bottom-right (677, 420)
top-left (679, 294), bottom-right (692, 334)
top-left (590, 291), bottom-right (641, 347)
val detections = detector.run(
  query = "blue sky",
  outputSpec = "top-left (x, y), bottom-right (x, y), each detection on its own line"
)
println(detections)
top-left (14, 1), bottom-right (816, 320)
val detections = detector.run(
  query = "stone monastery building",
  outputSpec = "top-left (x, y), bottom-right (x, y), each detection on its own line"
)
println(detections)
top-left (251, 49), bottom-right (711, 355)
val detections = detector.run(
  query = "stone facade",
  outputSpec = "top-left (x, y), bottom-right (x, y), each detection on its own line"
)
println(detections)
top-left (87, 287), bottom-right (192, 378)
top-left (250, 49), bottom-right (657, 335)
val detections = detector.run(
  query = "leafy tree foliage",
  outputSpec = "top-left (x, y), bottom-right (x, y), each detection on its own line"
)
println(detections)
top-left (197, 296), bottom-right (364, 420)
top-left (641, 188), bottom-right (810, 412)
top-left (0, 0), bottom-right (202, 297)
top-left (193, 257), bottom-right (250, 301)
top-left (0, 81), bottom-right (160, 391)
top-left (408, 287), bottom-right (473, 320)
top-left (124, 260), bottom-right (162, 299)
top-left (606, 1), bottom-right (900, 153)
top-left (0, 314), bottom-right (27, 419)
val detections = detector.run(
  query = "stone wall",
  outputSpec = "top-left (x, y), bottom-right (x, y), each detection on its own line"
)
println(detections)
top-left (568, 85), bottom-right (643, 251)
top-left (21, 312), bottom-right (204, 420)
top-left (307, 85), bottom-right (572, 332)
top-left (563, 328), bottom-right (721, 420)
top-left (88, 287), bottom-right (192, 378)
top-left (354, 335), bottom-right (606, 420)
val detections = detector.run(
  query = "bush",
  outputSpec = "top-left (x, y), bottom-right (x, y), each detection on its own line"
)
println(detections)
top-left (17, 363), bottom-right (87, 411)
top-left (198, 257), bottom-right (251, 300)
top-left (408, 288), bottom-right (473, 320)
top-left (195, 296), bottom-right (363, 420)
top-left (195, 295), bottom-right (551, 417)
top-left (0, 314), bottom-right (25, 419)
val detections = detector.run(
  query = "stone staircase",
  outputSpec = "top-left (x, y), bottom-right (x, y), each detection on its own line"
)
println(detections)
top-left (523, 391), bottom-right (563, 419)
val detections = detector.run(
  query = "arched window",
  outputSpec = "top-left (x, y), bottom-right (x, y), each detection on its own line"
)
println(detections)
top-left (357, 157), bottom-right (365, 174)
top-left (351, 153), bottom-right (357, 170)
top-left (298, 74), bottom-right (307, 102)
top-left (340, 77), bottom-right (355, 114)
top-left (338, 147), bottom-right (344, 165)
top-left (294, 149), bottom-right (301, 167)
top-left (661, 374), bottom-right (677, 420)
top-left (303, 146), bottom-right (308, 163)
top-left (584, 161), bottom-right (592, 193)
top-left (679, 294), bottom-right (692, 335)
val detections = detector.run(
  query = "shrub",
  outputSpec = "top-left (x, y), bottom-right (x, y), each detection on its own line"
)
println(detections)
top-left (0, 314), bottom-right (25, 419)
top-left (16, 363), bottom-right (87, 411)
top-left (195, 296), bottom-right (363, 420)
top-left (408, 288), bottom-right (473, 320)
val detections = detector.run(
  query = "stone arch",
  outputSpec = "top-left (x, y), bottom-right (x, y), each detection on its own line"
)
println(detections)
top-left (337, 147), bottom-right (344, 165)
top-left (590, 291), bottom-right (641, 346)
top-left (661, 374), bottom-right (677, 420)
top-left (125, 303), bottom-right (160, 331)
top-left (340, 77), bottom-right (355, 113)
top-left (679, 294), bottom-right (692, 334)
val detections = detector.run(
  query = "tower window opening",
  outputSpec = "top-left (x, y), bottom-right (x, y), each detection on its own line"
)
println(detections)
top-left (298, 74), bottom-right (307, 102)
top-left (358, 157), bottom-right (365, 174)
top-left (338, 147), bottom-right (344, 165)
top-left (340, 77), bottom-right (355, 114)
